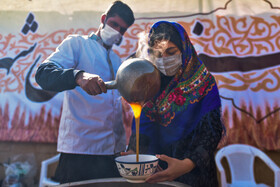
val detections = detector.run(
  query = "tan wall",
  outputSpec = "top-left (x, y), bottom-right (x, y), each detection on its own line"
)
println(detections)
top-left (0, 142), bottom-right (279, 186)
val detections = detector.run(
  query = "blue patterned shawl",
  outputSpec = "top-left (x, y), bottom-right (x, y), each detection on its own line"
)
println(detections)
top-left (131, 21), bottom-right (221, 154)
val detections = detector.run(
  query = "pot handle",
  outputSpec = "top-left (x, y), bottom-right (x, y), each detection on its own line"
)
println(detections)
top-left (105, 80), bottom-right (117, 89)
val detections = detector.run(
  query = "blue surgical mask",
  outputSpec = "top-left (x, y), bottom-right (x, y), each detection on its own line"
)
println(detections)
top-left (154, 53), bottom-right (182, 76)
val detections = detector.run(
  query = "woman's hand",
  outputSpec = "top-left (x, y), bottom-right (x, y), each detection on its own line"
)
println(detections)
top-left (145, 154), bottom-right (195, 183)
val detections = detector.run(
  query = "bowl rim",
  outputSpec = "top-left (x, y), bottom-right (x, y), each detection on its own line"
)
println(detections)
top-left (115, 154), bottom-right (158, 164)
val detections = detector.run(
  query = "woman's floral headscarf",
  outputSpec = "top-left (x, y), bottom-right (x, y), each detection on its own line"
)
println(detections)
top-left (133, 21), bottom-right (221, 153)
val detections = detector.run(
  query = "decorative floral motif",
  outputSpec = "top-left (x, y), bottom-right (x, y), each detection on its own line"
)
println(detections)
top-left (168, 92), bottom-right (176, 102)
top-left (175, 95), bottom-right (186, 106)
top-left (143, 60), bottom-right (217, 127)
top-left (116, 162), bottom-right (157, 177)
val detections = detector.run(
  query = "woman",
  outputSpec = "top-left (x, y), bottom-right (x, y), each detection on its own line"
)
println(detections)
top-left (126, 21), bottom-right (225, 186)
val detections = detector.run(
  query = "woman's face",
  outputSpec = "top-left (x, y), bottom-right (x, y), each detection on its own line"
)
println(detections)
top-left (148, 39), bottom-right (182, 77)
top-left (150, 40), bottom-right (181, 58)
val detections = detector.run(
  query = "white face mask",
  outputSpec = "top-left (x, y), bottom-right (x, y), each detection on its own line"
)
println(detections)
top-left (100, 24), bottom-right (122, 46)
top-left (154, 53), bottom-right (182, 76)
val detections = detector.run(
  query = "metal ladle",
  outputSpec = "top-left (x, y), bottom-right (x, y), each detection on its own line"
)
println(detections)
top-left (105, 58), bottom-right (161, 103)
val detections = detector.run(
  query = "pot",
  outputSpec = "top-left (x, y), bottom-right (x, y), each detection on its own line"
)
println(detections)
top-left (105, 58), bottom-right (161, 103)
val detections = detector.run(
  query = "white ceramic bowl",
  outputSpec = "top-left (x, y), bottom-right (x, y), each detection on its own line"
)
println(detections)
top-left (115, 154), bottom-right (158, 183)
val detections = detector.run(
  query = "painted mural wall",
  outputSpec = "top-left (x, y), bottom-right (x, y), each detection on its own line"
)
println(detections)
top-left (0, 0), bottom-right (280, 150)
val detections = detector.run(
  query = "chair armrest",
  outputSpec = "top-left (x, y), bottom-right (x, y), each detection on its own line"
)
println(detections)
top-left (39, 154), bottom-right (60, 187)
top-left (256, 151), bottom-right (280, 187)
top-left (275, 170), bottom-right (280, 187)
top-left (257, 151), bottom-right (279, 172)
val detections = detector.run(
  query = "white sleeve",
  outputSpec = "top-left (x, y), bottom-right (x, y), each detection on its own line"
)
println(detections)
top-left (43, 35), bottom-right (79, 69)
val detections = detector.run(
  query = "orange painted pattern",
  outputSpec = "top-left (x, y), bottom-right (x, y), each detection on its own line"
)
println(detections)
top-left (1, 15), bottom-right (280, 147)
top-left (2, 16), bottom-right (280, 93)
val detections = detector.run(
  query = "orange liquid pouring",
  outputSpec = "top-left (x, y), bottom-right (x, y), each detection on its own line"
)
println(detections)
top-left (130, 103), bottom-right (142, 162)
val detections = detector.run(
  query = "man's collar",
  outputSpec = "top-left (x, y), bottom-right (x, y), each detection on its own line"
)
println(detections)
top-left (89, 33), bottom-right (102, 45)
top-left (89, 32), bottom-right (112, 50)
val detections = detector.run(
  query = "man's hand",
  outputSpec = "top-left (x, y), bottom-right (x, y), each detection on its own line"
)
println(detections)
top-left (76, 72), bottom-right (107, 95)
top-left (145, 154), bottom-right (195, 183)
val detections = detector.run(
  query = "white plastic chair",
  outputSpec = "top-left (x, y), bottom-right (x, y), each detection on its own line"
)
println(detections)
top-left (215, 144), bottom-right (280, 187)
top-left (39, 154), bottom-right (60, 187)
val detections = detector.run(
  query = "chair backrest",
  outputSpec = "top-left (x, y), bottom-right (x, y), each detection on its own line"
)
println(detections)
top-left (215, 144), bottom-right (258, 183)
top-left (39, 154), bottom-right (60, 187)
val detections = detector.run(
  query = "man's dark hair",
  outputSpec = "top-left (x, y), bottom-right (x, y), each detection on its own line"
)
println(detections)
top-left (105, 1), bottom-right (135, 26)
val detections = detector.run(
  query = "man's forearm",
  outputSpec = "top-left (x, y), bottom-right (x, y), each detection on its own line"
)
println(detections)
top-left (35, 62), bottom-right (83, 92)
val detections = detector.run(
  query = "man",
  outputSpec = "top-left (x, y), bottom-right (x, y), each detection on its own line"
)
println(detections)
top-left (35, 1), bottom-right (134, 184)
